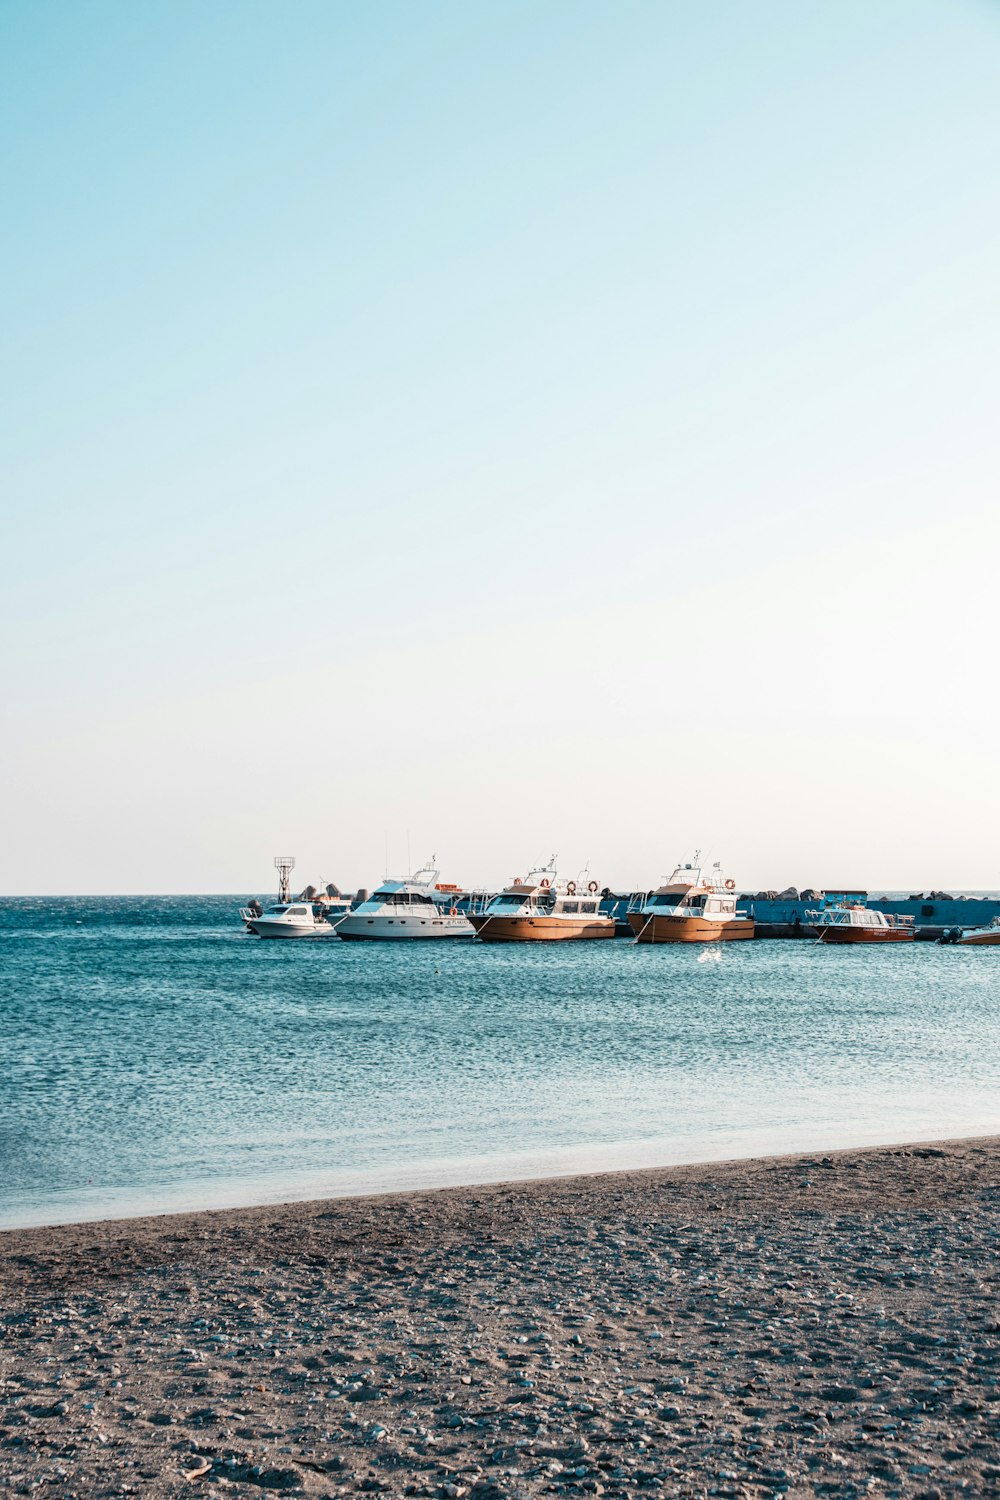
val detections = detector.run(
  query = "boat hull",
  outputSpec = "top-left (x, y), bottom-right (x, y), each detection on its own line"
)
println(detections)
top-left (628, 913), bottom-right (755, 943)
top-left (817, 926), bottom-right (914, 944)
top-left (470, 915), bottom-right (615, 942)
top-left (337, 914), bottom-right (475, 940)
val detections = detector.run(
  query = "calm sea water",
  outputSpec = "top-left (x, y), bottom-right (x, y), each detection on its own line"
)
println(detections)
top-left (2, 895), bottom-right (999, 1229)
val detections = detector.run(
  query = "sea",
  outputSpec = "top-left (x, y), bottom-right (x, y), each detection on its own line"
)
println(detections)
top-left (2, 895), bottom-right (999, 1230)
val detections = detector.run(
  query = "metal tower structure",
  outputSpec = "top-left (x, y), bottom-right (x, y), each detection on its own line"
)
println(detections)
top-left (274, 856), bottom-right (295, 903)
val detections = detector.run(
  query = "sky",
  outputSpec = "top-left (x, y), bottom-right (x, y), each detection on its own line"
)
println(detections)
top-left (1, 0), bottom-right (998, 896)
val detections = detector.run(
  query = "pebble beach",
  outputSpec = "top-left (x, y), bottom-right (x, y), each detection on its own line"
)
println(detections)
top-left (3, 1138), bottom-right (1000, 1499)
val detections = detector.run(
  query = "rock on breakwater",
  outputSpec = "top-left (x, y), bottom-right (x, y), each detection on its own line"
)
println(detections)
top-left (2, 1139), bottom-right (1000, 1497)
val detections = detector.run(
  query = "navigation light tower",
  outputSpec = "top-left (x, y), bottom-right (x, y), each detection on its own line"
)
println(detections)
top-left (274, 856), bottom-right (295, 903)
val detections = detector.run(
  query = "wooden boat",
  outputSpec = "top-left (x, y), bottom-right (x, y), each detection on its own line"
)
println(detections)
top-left (628, 858), bottom-right (754, 943)
top-left (470, 861), bottom-right (614, 942)
top-left (813, 904), bottom-right (914, 944)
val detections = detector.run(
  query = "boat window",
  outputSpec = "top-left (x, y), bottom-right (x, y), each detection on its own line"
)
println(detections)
top-left (581, 901), bottom-right (597, 913)
top-left (286, 906), bottom-right (309, 916)
top-left (562, 901), bottom-right (579, 914)
top-left (650, 893), bottom-right (686, 908)
top-left (706, 899), bottom-right (721, 914)
top-left (491, 894), bottom-right (525, 911)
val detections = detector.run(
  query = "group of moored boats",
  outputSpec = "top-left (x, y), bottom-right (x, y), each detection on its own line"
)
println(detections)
top-left (240, 856), bottom-right (1000, 946)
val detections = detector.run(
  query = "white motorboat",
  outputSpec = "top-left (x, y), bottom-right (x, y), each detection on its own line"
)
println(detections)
top-left (336, 860), bottom-right (475, 941)
top-left (239, 901), bottom-right (339, 939)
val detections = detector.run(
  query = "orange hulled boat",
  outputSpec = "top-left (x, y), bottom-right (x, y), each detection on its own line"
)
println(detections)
top-left (470, 860), bottom-right (615, 942)
top-left (813, 904), bottom-right (915, 943)
top-left (628, 858), bottom-right (755, 943)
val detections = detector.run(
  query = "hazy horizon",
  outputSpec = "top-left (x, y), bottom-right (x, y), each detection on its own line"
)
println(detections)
top-left (3, 1), bottom-right (998, 897)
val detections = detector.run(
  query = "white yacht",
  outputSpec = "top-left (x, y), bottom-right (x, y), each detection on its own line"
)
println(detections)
top-left (239, 901), bottom-right (340, 939)
top-left (336, 860), bottom-right (475, 941)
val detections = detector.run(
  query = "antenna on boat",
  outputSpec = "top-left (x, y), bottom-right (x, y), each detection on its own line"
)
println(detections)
top-left (274, 856), bottom-right (295, 903)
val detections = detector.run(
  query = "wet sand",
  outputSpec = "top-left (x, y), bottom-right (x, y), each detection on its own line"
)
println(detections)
top-left (3, 1138), bottom-right (1000, 1498)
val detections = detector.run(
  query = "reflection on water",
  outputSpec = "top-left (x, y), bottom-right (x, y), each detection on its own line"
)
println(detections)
top-left (1, 895), bottom-right (998, 1227)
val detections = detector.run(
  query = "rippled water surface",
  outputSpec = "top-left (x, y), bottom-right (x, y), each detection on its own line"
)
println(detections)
top-left (2, 896), bottom-right (999, 1227)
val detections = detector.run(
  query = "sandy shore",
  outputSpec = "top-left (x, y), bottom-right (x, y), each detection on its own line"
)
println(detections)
top-left (3, 1140), bottom-right (1000, 1498)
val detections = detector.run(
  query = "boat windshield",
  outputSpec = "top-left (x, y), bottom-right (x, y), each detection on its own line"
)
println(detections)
top-left (491, 894), bottom-right (527, 911)
top-left (649, 893), bottom-right (687, 908)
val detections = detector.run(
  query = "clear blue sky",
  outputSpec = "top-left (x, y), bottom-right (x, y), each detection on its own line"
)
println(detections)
top-left (2, 1), bottom-right (998, 894)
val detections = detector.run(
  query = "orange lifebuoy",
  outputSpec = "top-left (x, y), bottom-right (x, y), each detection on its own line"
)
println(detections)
top-left (567, 881), bottom-right (577, 895)
top-left (588, 880), bottom-right (599, 894)
top-left (725, 879), bottom-right (735, 890)
top-left (449, 906), bottom-right (458, 916)
top-left (540, 878), bottom-right (550, 889)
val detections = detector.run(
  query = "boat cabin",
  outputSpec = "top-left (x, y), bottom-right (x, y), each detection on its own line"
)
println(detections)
top-left (819, 906), bottom-right (912, 930)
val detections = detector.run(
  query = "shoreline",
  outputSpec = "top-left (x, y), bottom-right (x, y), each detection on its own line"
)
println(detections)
top-left (7, 1120), bottom-right (1000, 1235)
top-left (3, 1135), bottom-right (1000, 1496)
